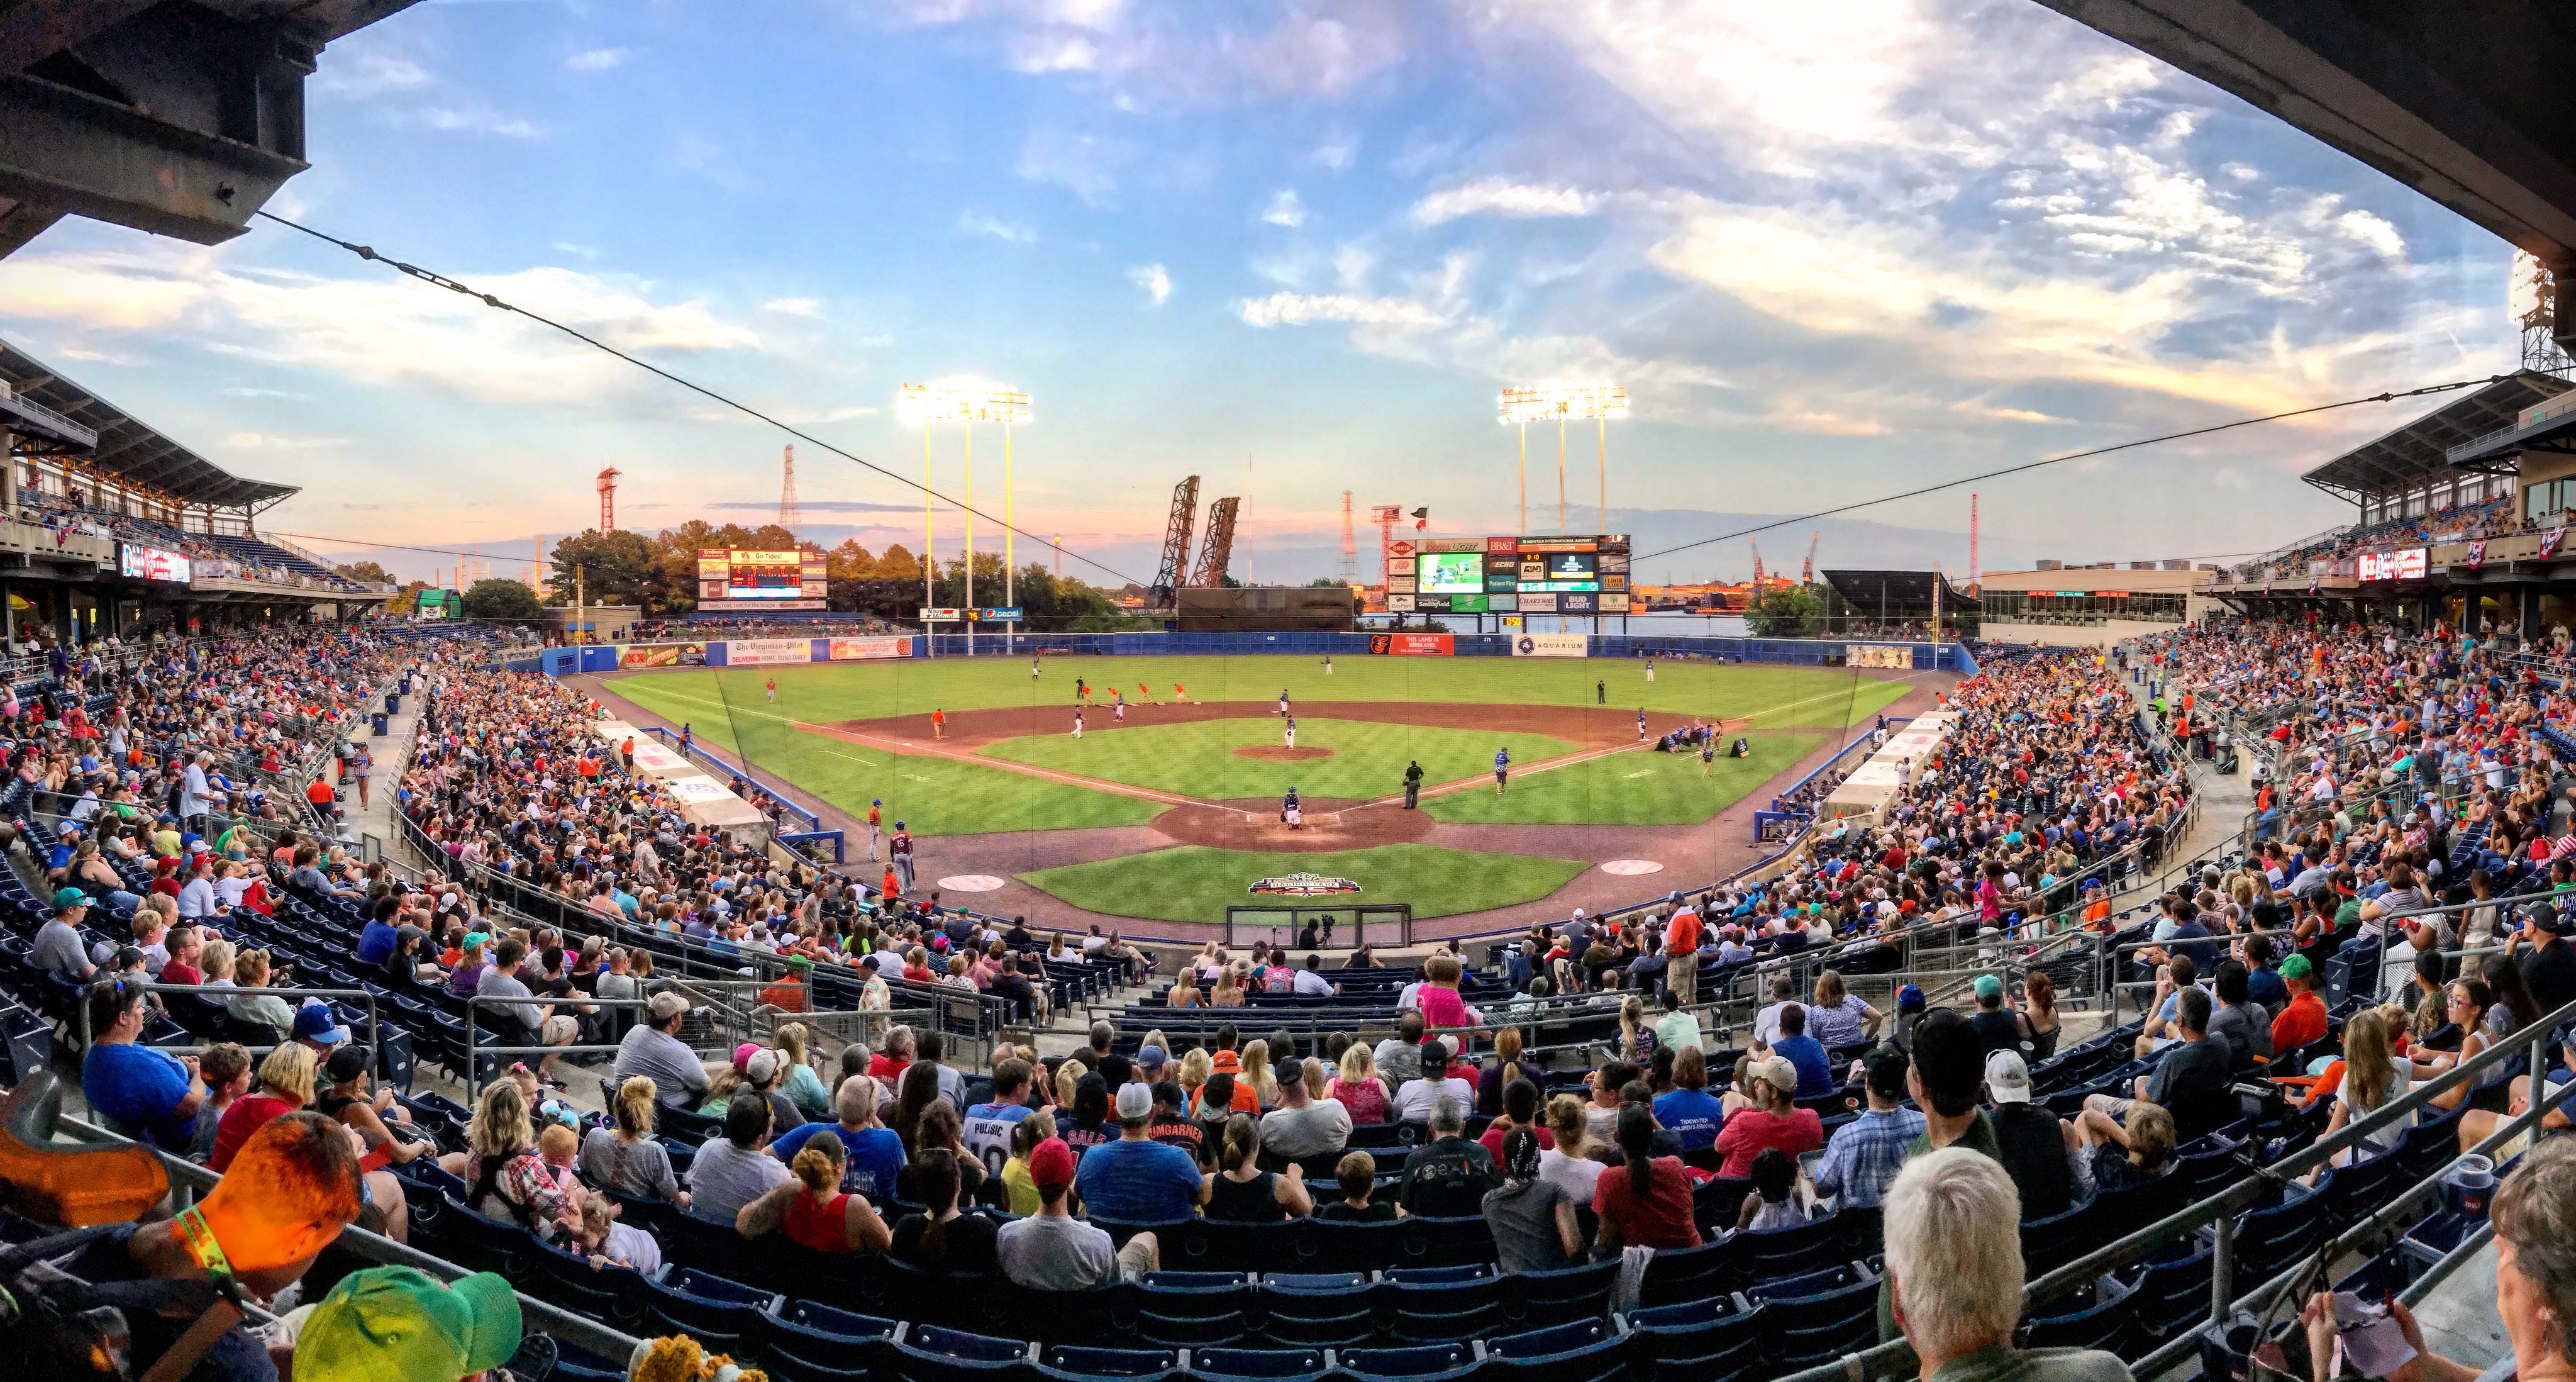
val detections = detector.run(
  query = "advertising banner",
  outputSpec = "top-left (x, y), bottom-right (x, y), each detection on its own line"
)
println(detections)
top-left (1386, 594), bottom-right (1417, 612)
top-left (1846, 644), bottom-right (1915, 669)
top-left (1519, 591), bottom-right (1558, 613)
top-left (829, 637), bottom-right (912, 661)
top-left (1420, 538), bottom-right (1483, 553)
top-left (697, 598), bottom-right (825, 613)
top-left (120, 543), bottom-right (192, 583)
top-left (724, 638), bottom-right (817, 666)
top-left (1512, 632), bottom-right (1589, 657)
top-left (1370, 633), bottom-right (1454, 655)
top-left (1562, 592), bottom-right (1599, 613)
top-left (618, 643), bottom-right (708, 669)
top-left (1600, 593), bottom-right (1630, 612)
top-left (1414, 594), bottom-right (1452, 613)
top-left (1385, 576), bottom-right (1416, 594)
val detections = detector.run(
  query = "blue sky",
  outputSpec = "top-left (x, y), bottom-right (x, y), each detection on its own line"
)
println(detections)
top-left (0, 0), bottom-right (2523, 588)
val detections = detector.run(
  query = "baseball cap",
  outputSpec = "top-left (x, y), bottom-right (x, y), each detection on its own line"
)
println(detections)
top-left (1114, 1081), bottom-right (1154, 1120)
top-left (733, 1042), bottom-right (760, 1073)
top-left (292, 1266), bottom-right (520, 1382)
top-left (647, 991), bottom-right (689, 1022)
top-left (747, 1050), bottom-right (779, 1085)
top-left (1028, 1137), bottom-right (1077, 1190)
top-left (1275, 1056), bottom-right (1305, 1087)
top-left (1973, 974), bottom-right (2004, 1002)
top-left (2278, 954), bottom-right (2314, 981)
top-left (1897, 984), bottom-right (1926, 1012)
top-left (1985, 1050), bottom-right (2034, 1105)
top-left (1136, 1044), bottom-right (1169, 1071)
top-left (326, 1044), bottom-right (373, 1084)
top-left (393, 924), bottom-right (426, 951)
top-left (293, 1003), bottom-right (350, 1046)
top-left (1750, 1054), bottom-right (1798, 1095)
top-left (52, 886), bottom-right (88, 911)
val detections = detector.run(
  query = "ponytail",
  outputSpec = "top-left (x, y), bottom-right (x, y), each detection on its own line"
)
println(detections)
top-left (915, 1149), bottom-right (961, 1257)
top-left (614, 1076), bottom-right (657, 1139)
top-left (1221, 1113), bottom-right (1259, 1173)
top-left (1616, 1102), bottom-right (1658, 1198)
top-left (792, 1129), bottom-right (845, 1194)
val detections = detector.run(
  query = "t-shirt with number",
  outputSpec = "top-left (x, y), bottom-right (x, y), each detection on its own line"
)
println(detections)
top-left (962, 1101), bottom-right (1035, 1181)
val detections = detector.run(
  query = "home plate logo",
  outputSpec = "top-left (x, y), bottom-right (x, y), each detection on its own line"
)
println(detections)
top-left (1599, 860), bottom-right (1665, 876)
top-left (1249, 872), bottom-right (1362, 897)
top-left (938, 874), bottom-right (1009, 893)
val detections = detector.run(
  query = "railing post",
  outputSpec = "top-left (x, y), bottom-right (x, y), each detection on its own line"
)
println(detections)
top-left (2209, 1194), bottom-right (2236, 1329)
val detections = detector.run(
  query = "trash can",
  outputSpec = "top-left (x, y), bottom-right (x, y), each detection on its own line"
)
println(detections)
top-left (385, 692), bottom-right (400, 714)
top-left (372, 713), bottom-right (389, 736)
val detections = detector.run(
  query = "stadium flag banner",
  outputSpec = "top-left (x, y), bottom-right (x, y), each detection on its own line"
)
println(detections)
top-left (1370, 633), bottom-right (1453, 655)
top-left (1846, 644), bottom-right (1914, 669)
top-left (829, 637), bottom-right (913, 661)
top-left (724, 638), bottom-right (818, 666)
top-left (618, 642), bottom-right (707, 669)
top-left (1513, 632), bottom-right (1589, 657)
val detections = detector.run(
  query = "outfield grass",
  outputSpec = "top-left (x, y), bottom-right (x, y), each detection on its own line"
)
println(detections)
top-left (978, 717), bottom-right (1579, 801)
top-left (1423, 730), bottom-right (1830, 826)
top-left (609, 656), bottom-right (1910, 837)
top-left (1018, 843), bottom-right (1590, 925)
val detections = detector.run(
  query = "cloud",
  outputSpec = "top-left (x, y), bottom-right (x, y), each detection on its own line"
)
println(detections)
top-left (1237, 293), bottom-right (1441, 328)
top-left (2336, 209), bottom-right (2406, 260)
top-left (957, 211), bottom-right (1039, 242)
top-left (567, 47), bottom-right (633, 71)
top-left (1312, 135), bottom-right (1358, 172)
top-left (1015, 128), bottom-right (1128, 204)
top-left (0, 243), bottom-right (766, 411)
top-left (1128, 263), bottom-right (1172, 306)
top-left (223, 433), bottom-right (347, 450)
top-left (1263, 189), bottom-right (1308, 227)
top-left (706, 499), bottom-right (918, 513)
top-left (54, 346), bottom-right (142, 365)
top-left (399, 106), bottom-right (541, 139)
top-left (316, 49), bottom-right (430, 99)
top-left (762, 297), bottom-right (824, 318)
top-left (886, 0), bottom-right (1408, 107)
top-left (1410, 178), bottom-right (1597, 227)
top-left (221, 386), bottom-right (309, 399)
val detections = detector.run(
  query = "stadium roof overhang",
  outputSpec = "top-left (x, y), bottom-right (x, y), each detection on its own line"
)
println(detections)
top-left (2299, 372), bottom-right (2576, 503)
top-left (0, 1), bottom-right (423, 259)
top-left (2029, 0), bottom-right (2576, 356)
top-left (1820, 569), bottom-right (1974, 616)
top-left (0, 338), bottom-right (298, 511)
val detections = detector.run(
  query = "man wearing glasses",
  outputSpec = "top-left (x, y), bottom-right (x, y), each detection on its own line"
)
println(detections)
top-left (81, 976), bottom-right (207, 1151)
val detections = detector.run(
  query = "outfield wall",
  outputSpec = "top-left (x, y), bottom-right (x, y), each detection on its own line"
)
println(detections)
top-left (522, 630), bottom-right (1977, 676)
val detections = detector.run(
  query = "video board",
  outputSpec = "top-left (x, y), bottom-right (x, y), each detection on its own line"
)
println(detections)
top-left (119, 543), bottom-right (192, 584)
top-left (697, 547), bottom-right (829, 611)
top-left (2356, 548), bottom-right (2427, 582)
top-left (1395, 535), bottom-right (1630, 615)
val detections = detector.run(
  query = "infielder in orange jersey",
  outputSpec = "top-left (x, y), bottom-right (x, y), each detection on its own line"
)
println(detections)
top-left (1173, 684), bottom-right (1187, 704)
top-left (1138, 682), bottom-right (1152, 704)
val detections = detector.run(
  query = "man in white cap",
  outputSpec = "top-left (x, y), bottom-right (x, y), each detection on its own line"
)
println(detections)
top-left (1072, 1083), bottom-right (1206, 1222)
top-left (1984, 1050), bottom-right (2075, 1221)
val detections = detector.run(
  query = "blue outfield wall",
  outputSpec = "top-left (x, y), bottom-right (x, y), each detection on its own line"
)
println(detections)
top-left (530, 631), bottom-right (1979, 675)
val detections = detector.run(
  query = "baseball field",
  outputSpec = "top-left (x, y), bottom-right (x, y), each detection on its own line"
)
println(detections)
top-left (602, 654), bottom-right (1916, 930)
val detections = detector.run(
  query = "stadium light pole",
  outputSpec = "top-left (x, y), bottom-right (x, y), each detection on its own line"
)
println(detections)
top-left (899, 382), bottom-right (1031, 657)
top-left (1499, 384), bottom-right (1626, 535)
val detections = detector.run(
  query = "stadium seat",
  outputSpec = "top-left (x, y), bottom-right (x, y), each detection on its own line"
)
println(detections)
top-left (1636, 1238), bottom-right (1733, 1310)
top-left (1480, 1318), bottom-right (1626, 1382)
top-left (641, 1268), bottom-right (782, 1359)
top-left (767, 1301), bottom-right (902, 1382)
top-left (1336, 1342), bottom-right (1485, 1382)
top-left (1258, 1272), bottom-right (1379, 1349)
top-left (1383, 1265), bottom-right (1502, 1344)
top-left (1735, 1210), bottom-right (1844, 1286)
top-left (1743, 1263), bottom-right (1877, 1369)
top-left (1501, 1258), bottom-right (1618, 1329)
top-left (1188, 1347), bottom-right (1331, 1382)
top-left (1621, 1293), bottom-right (1763, 1382)
top-left (2024, 1274), bottom-right (2138, 1356)
top-left (525, 1234), bottom-right (646, 1327)
top-left (1036, 1347), bottom-right (1185, 1382)
top-left (890, 1325), bottom-right (1041, 1382)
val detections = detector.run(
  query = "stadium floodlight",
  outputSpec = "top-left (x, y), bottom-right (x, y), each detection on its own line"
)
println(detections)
top-left (900, 382), bottom-right (1035, 651)
top-left (1499, 383), bottom-right (1628, 535)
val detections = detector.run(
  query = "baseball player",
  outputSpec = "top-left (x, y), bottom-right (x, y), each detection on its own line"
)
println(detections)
top-left (1072, 705), bottom-right (1084, 738)
top-left (1637, 708), bottom-right (1648, 742)
top-left (1031, 656), bottom-right (1041, 680)
top-left (1284, 716), bottom-right (1297, 750)
top-left (1137, 681), bottom-right (1152, 705)
top-left (1279, 689), bottom-right (1291, 718)
top-left (931, 707), bottom-right (947, 740)
top-left (1700, 735), bottom-right (1716, 778)
top-left (1114, 689), bottom-right (1125, 723)
top-left (1173, 683), bottom-right (1188, 704)
top-left (765, 676), bottom-right (777, 704)
top-left (867, 799), bottom-right (884, 859)
top-left (1493, 747), bottom-right (1511, 794)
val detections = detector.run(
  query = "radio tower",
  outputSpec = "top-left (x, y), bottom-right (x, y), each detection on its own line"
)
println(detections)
top-left (1968, 493), bottom-right (1980, 595)
top-left (528, 535), bottom-right (543, 595)
top-left (1338, 492), bottom-right (1357, 584)
top-left (595, 467), bottom-right (620, 533)
top-left (778, 445), bottom-right (801, 537)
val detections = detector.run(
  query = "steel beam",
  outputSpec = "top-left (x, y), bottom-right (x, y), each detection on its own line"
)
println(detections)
top-left (0, 71), bottom-right (304, 245)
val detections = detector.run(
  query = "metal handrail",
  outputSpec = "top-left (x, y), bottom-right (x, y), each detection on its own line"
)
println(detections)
top-left (1781, 987), bottom-right (2576, 1381)
top-left (79, 981), bottom-right (380, 1059)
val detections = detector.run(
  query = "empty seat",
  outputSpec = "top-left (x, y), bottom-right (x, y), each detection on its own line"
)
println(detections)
top-left (1482, 1317), bottom-right (1626, 1382)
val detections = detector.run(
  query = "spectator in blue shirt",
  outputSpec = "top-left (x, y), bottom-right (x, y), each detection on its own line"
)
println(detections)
top-left (353, 896), bottom-right (402, 968)
top-left (81, 978), bottom-right (206, 1151)
top-left (1651, 1047), bottom-right (1723, 1152)
top-left (1769, 1002), bottom-right (1836, 1100)
top-left (1812, 1051), bottom-right (1927, 1208)
top-left (1074, 1084), bottom-right (1206, 1222)
top-left (770, 1075), bottom-right (908, 1200)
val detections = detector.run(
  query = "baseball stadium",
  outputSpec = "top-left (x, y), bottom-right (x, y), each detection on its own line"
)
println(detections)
top-left (1, 6), bottom-right (2574, 1382)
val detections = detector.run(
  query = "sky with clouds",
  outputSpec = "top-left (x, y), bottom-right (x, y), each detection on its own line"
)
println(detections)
top-left (0, 0), bottom-right (2526, 588)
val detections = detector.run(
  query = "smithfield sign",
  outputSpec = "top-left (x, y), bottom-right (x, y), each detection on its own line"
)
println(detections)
top-left (1248, 872), bottom-right (1362, 898)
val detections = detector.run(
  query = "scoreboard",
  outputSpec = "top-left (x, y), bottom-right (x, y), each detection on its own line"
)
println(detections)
top-left (1383, 535), bottom-right (1630, 615)
top-left (697, 547), bottom-right (828, 611)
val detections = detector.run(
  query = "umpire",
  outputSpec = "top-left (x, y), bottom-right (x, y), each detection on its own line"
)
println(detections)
top-left (1402, 760), bottom-right (1424, 809)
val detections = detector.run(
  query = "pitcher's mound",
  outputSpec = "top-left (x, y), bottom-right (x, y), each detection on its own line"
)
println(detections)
top-left (1234, 745), bottom-right (1335, 761)
top-left (1155, 800), bottom-right (1433, 851)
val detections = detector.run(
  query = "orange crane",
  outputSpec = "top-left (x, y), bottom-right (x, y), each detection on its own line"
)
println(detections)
top-left (1750, 540), bottom-right (1765, 588)
top-left (1801, 531), bottom-right (1818, 585)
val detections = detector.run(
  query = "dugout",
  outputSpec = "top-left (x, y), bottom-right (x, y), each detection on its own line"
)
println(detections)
top-left (1175, 586), bottom-right (1358, 632)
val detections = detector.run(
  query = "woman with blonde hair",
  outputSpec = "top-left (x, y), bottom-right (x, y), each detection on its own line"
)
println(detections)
top-left (1302, 1056), bottom-right (1330, 1101)
top-left (1807, 969), bottom-right (1882, 1050)
top-left (1177, 1047), bottom-right (1214, 1110)
top-left (208, 1042), bottom-right (318, 1171)
top-left (452, 1078), bottom-right (575, 1229)
top-left (199, 938), bottom-right (237, 988)
top-left (1055, 1059), bottom-right (1089, 1111)
top-left (735, 1129), bottom-right (892, 1254)
top-left (774, 1023), bottom-right (830, 1120)
top-left (1478, 1026), bottom-right (1545, 1117)
top-left (1240, 1039), bottom-right (1280, 1109)
top-left (1169, 975), bottom-right (1204, 1008)
top-left (1539, 1092), bottom-right (1605, 1202)
top-left (580, 1076), bottom-right (688, 1205)
top-left (1330, 1044), bottom-right (1388, 1125)
top-left (1616, 995), bottom-right (1655, 1065)
top-left (2311, 1008), bottom-right (2412, 1177)
top-left (1211, 964), bottom-right (1249, 1008)
top-left (224, 950), bottom-right (296, 1036)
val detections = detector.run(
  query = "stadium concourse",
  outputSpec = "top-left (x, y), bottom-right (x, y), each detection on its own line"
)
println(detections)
top-left (0, 620), bottom-right (2562, 1382)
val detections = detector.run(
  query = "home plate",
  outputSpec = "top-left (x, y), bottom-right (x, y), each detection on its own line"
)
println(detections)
top-left (1599, 860), bottom-right (1665, 876)
top-left (938, 874), bottom-right (1009, 892)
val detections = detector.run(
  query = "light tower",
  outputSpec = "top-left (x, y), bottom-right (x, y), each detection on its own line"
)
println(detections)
top-left (899, 382), bottom-right (1033, 653)
top-left (594, 468), bottom-right (619, 533)
top-left (1338, 491), bottom-right (1357, 585)
top-left (778, 445), bottom-right (801, 537)
top-left (1499, 383), bottom-right (1627, 535)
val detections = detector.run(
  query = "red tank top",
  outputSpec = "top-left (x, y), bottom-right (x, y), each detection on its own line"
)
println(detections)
top-left (783, 1190), bottom-right (855, 1254)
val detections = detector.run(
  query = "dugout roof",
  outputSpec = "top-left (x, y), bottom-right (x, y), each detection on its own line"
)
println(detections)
top-left (0, 337), bottom-right (298, 510)
top-left (2301, 371), bottom-right (2575, 500)
top-left (1820, 569), bottom-right (1972, 619)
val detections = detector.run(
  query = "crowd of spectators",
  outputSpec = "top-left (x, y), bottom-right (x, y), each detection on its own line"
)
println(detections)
top-left (2233, 493), bottom-right (2515, 579)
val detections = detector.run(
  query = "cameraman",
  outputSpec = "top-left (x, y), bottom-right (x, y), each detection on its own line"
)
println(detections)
top-left (64, 1111), bottom-right (363, 1382)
